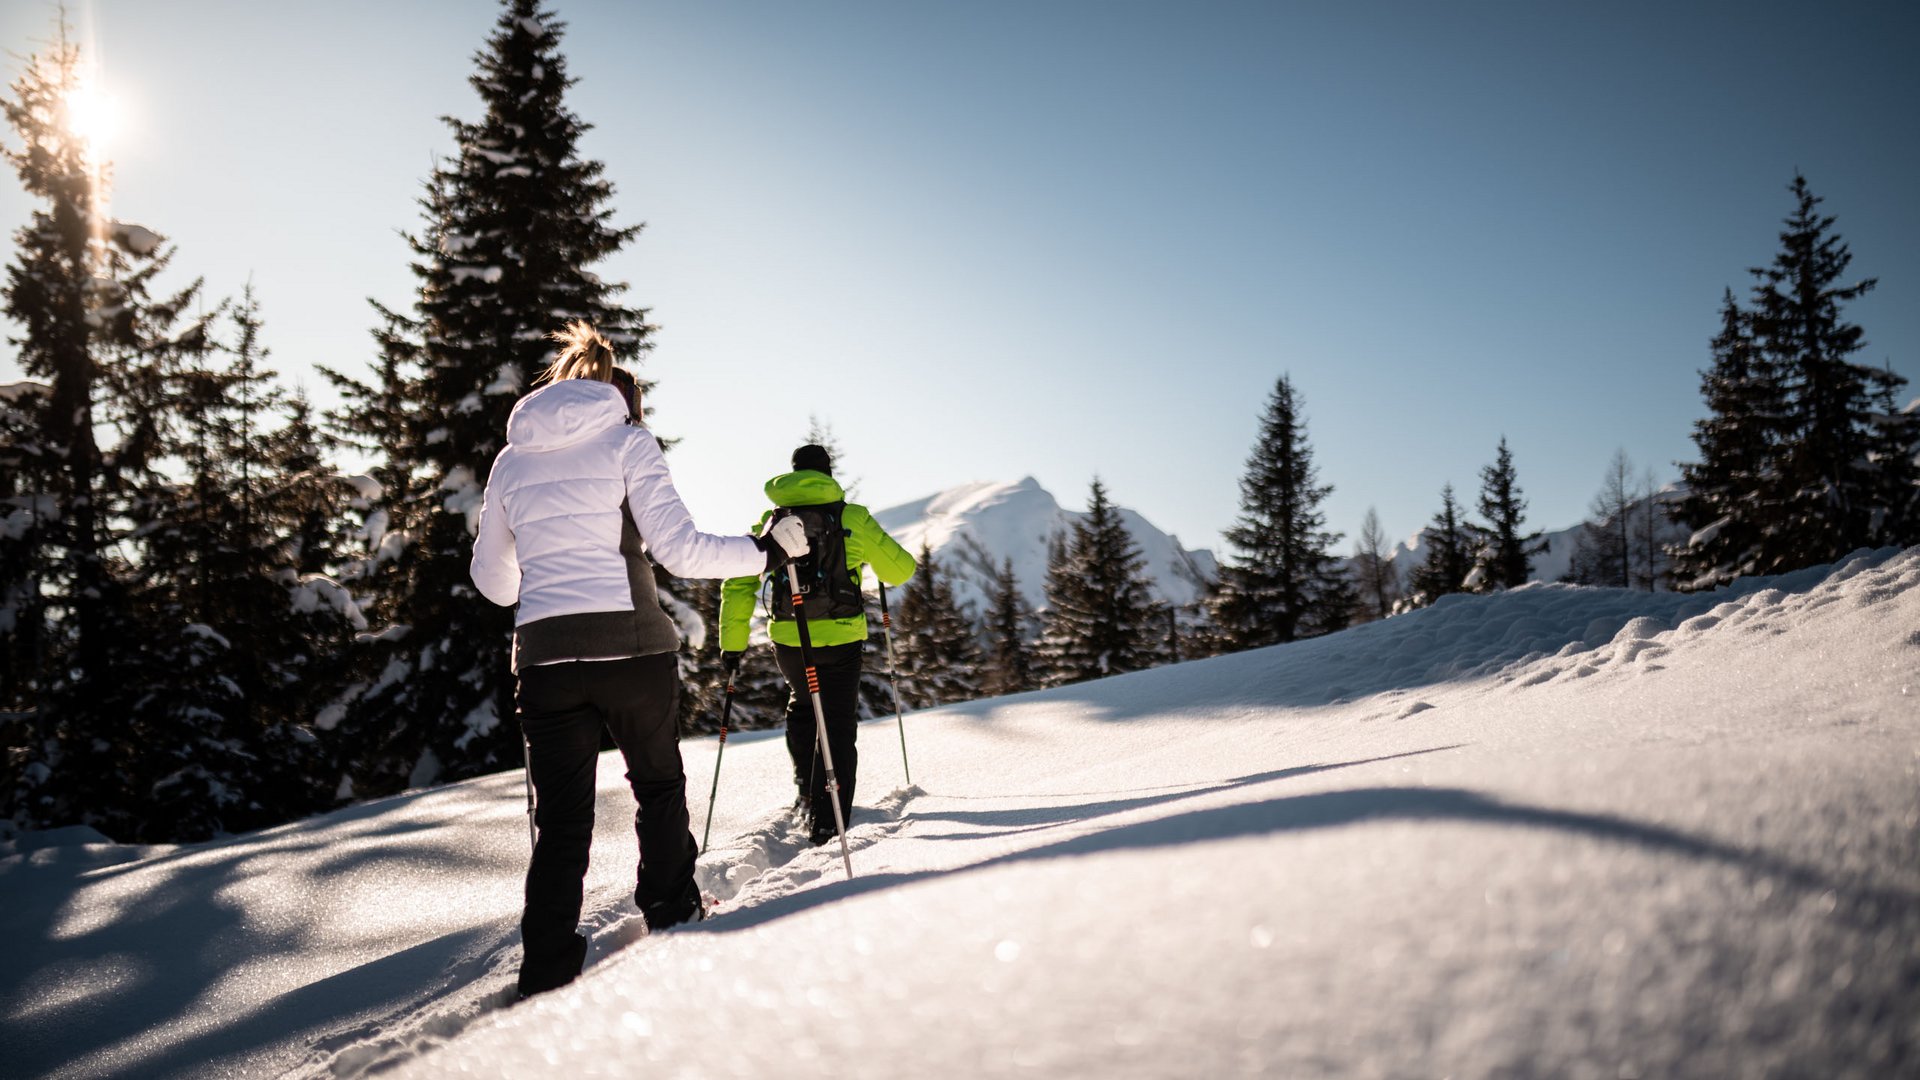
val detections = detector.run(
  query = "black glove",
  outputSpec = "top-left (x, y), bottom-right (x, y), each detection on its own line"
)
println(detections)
top-left (722, 651), bottom-right (743, 677)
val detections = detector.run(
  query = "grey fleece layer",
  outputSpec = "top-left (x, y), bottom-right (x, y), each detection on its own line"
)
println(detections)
top-left (511, 499), bottom-right (682, 671)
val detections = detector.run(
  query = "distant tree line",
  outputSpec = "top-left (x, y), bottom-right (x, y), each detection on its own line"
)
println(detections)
top-left (1, 3), bottom-right (1913, 843)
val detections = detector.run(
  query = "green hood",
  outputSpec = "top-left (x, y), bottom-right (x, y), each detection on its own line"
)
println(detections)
top-left (764, 469), bottom-right (845, 507)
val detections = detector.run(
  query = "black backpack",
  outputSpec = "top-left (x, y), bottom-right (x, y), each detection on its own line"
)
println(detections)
top-left (768, 503), bottom-right (866, 622)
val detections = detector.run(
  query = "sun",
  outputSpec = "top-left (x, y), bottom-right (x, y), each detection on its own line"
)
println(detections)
top-left (64, 73), bottom-right (120, 159)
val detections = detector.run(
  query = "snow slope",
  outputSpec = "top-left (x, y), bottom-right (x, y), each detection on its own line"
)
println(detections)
top-left (870, 477), bottom-right (1217, 615)
top-left (3, 547), bottom-right (1917, 1078)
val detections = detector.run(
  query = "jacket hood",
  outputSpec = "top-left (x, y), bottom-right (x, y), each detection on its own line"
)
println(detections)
top-left (506, 379), bottom-right (631, 451)
top-left (765, 469), bottom-right (846, 507)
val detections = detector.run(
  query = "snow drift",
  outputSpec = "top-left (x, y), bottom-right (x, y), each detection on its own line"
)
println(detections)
top-left (2, 547), bottom-right (1916, 1079)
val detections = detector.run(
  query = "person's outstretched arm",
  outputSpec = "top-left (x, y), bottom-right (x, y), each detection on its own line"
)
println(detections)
top-left (621, 428), bottom-right (767, 580)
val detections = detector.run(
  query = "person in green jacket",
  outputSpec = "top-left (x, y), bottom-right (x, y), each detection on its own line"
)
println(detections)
top-left (720, 444), bottom-right (916, 845)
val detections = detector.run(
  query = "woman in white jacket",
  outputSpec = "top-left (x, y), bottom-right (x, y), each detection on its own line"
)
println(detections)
top-left (470, 321), bottom-right (807, 998)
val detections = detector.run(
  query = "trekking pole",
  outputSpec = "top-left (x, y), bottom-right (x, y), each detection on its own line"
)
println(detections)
top-left (699, 666), bottom-right (740, 855)
top-left (521, 733), bottom-right (537, 853)
top-left (877, 584), bottom-right (912, 787)
top-left (785, 558), bottom-right (855, 880)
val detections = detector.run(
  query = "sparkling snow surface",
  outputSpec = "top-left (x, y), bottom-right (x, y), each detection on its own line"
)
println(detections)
top-left (3, 549), bottom-right (1917, 1079)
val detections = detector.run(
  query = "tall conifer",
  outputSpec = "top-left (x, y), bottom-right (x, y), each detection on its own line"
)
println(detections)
top-left (2, 30), bottom-right (220, 835)
top-left (982, 557), bottom-right (1036, 697)
top-left (1037, 480), bottom-right (1164, 686)
top-left (1672, 292), bottom-right (1786, 589)
top-left (1406, 485), bottom-right (1473, 606)
top-left (1210, 376), bottom-right (1353, 647)
top-left (1472, 437), bottom-right (1545, 591)
top-left (892, 543), bottom-right (981, 708)
top-left (328, 1), bottom-right (658, 793)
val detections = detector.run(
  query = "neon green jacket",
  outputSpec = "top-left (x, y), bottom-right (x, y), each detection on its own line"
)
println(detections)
top-left (719, 470), bottom-right (916, 651)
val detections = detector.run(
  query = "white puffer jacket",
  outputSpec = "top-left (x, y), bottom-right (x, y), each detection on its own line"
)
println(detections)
top-left (470, 378), bottom-right (763, 668)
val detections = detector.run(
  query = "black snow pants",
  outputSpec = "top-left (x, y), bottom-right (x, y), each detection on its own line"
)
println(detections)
top-left (773, 640), bottom-right (864, 838)
top-left (515, 653), bottom-right (699, 996)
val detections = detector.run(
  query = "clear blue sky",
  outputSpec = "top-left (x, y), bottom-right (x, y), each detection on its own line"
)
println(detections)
top-left (3, 1), bottom-right (1916, 557)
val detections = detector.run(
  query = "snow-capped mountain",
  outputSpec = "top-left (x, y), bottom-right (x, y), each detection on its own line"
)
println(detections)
top-left (869, 477), bottom-right (1217, 614)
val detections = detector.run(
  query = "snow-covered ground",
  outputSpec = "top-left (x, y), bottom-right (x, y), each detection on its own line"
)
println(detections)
top-left (3, 548), bottom-right (1917, 1079)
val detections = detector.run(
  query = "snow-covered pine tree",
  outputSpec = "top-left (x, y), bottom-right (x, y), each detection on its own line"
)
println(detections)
top-left (891, 542), bottom-right (982, 708)
top-left (0, 29), bottom-right (229, 837)
top-left (1351, 507), bottom-right (1399, 623)
top-left (0, 380), bottom-right (51, 718)
top-left (672, 577), bottom-right (751, 737)
top-left (317, 348), bottom-right (422, 632)
top-left (1405, 484), bottom-right (1473, 607)
top-left (1, 35), bottom-right (113, 825)
top-left (328, 1), bottom-right (659, 795)
top-left (1671, 290), bottom-right (1788, 590)
top-left (1744, 175), bottom-right (1891, 567)
top-left (1032, 529), bottom-right (1077, 687)
top-left (1210, 376), bottom-right (1354, 647)
top-left (981, 557), bottom-right (1036, 698)
top-left (93, 289), bottom-right (370, 840)
top-left (1037, 479), bottom-right (1165, 686)
top-left (1472, 437), bottom-right (1545, 591)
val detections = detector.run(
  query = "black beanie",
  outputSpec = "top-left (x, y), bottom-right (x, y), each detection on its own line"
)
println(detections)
top-left (792, 444), bottom-right (833, 475)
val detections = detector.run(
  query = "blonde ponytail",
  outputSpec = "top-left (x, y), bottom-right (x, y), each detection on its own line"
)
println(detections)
top-left (539, 320), bottom-right (615, 385)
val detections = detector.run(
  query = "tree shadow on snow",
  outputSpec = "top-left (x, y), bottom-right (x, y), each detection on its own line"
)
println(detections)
top-left (684, 785), bottom-right (1914, 940)
top-left (909, 745), bottom-right (1465, 840)
top-left (0, 785), bottom-right (523, 1080)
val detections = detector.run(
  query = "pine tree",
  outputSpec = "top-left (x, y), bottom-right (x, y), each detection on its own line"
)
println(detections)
top-left (327, 1), bottom-right (659, 795)
top-left (1033, 529), bottom-right (1078, 687)
top-left (981, 557), bottom-right (1036, 697)
top-left (891, 543), bottom-right (982, 708)
top-left (1036, 479), bottom-right (1165, 686)
top-left (1863, 363), bottom-right (1920, 546)
top-left (1211, 376), bottom-right (1354, 646)
top-left (1, 29), bottom-right (225, 836)
top-left (1742, 176), bottom-right (1896, 569)
top-left (1406, 485), bottom-right (1473, 606)
top-left (105, 291), bottom-right (367, 839)
top-left (1671, 291), bottom-right (1787, 589)
top-left (1673, 179), bottom-right (1914, 585)
top-left (2, 35), bottom-right (114, 825)
top-left (1472, 437), bottom-right (1545, 591)
top-left (0, 380), bottom-right (51, 718)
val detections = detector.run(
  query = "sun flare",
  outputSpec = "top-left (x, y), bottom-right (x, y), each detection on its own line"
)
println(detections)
top-left (64, 74), bottom-right (120, 158)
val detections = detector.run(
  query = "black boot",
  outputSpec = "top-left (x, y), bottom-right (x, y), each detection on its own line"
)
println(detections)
top-left (641, 879), bottom-right (707, 932)
top-left (517, 931), bottom-right (588, 999)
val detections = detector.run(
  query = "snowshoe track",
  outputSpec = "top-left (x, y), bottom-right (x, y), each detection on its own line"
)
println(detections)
top-left (293, 786), bottom-right (923, 1078)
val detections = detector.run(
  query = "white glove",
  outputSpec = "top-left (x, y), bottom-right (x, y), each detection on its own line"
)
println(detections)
top-left (765, 515), bottom-right (811, 561)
